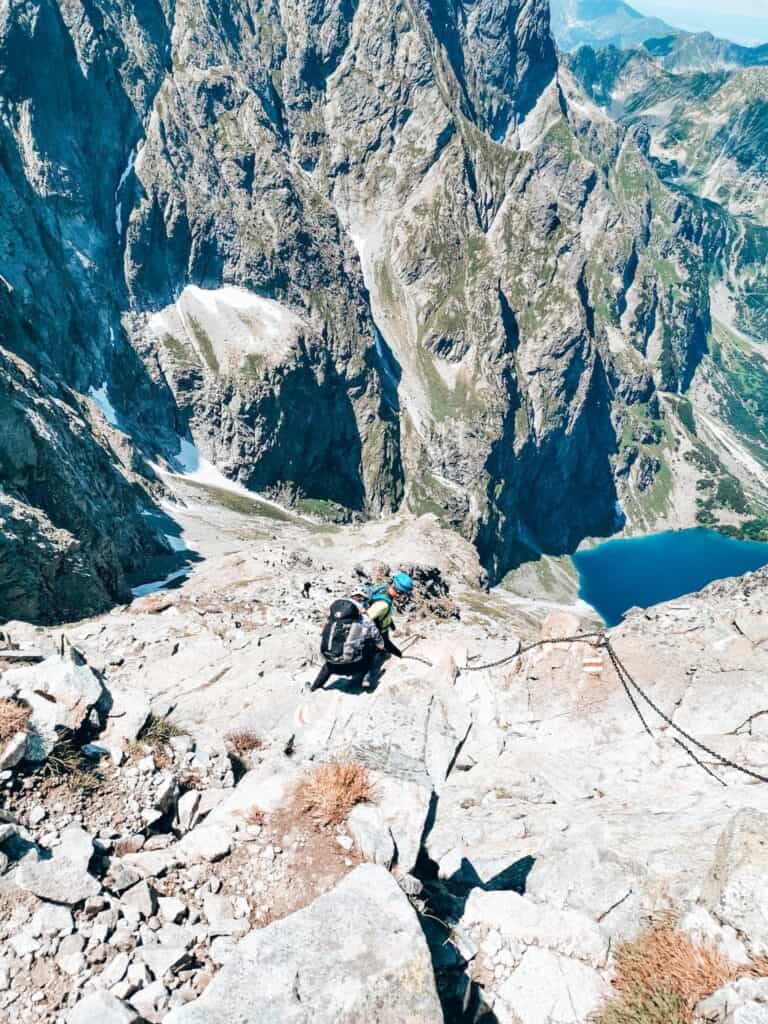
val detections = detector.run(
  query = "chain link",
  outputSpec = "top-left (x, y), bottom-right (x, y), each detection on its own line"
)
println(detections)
top-left (606, 640), bottom-right (652, 737)
top-left (460, 631), bottom-right (605, 673)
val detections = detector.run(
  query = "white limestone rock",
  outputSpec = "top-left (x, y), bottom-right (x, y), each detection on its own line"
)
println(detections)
top-left (17, 826), bottom-right (101, 904)
top-left (164, 865), bottom-right (442, 1023)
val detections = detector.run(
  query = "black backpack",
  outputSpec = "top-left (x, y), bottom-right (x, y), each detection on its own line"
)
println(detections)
top-left (320, 599), bottom-right (367, 665)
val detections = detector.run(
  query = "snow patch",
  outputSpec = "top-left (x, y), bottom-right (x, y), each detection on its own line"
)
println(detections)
top-left (148, 285), bottom-right (303, 373)
top-left (115, 146), bottom-right (137, 237)
top-left (88, 384), bottom-right (119, 427)
top-left (155, 438), bottom-right (312, 522)
top-left (131, 567), bottom-right (190, 599)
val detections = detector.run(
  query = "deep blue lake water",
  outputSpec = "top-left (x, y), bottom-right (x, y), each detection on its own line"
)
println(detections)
top-left (572, 529), bottom-right (768, 626)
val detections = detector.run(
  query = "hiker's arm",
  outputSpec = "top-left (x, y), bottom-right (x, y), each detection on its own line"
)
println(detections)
top-left (382, 632), bottom-right (401, 657)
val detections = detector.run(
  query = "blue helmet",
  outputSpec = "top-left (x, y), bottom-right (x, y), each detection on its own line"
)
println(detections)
top-left (392, 572), bottom-right (414, 597)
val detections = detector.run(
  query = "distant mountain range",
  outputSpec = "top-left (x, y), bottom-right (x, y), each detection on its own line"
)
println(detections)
top-left (572, 50), bottom-right (768, 228)
top-left (550, 0), bottom-right (768, 70)
top-left (549, 0), bottom-right (673, 52)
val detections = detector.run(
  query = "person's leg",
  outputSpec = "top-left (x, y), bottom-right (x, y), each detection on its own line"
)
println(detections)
top-left (362, 652), bottom-right (387, 690)
top-left (310, 662), bottom-right (333, 692)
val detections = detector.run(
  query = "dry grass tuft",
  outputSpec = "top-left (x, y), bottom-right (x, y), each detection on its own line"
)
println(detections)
top-left (595, 925), bottom-right (766, 1024)
top-left (139, 714), bottom-right (185, 748)
top-left (43, 736), bottom-right (101, 792)
top-left (243, 806), bottom-right (265, 827)
top-left (297, 759), bottom-right (373, 827)
top-left (134, 593), bottom-right (177, 614)
top-left (0, 698), bottom-right (31, 744)
top-left (225, 730), bottom-right (264, 756)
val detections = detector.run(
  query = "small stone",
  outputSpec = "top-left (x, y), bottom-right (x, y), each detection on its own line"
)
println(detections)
top-left (58, 952), bottom-right (86, 976)
top-left (107, 862), bottom-right (143, 893)
top-left (65, 990), bottom-right (143, 1023)
top-left (158, 896), bottom-right (187, 924)
top-left (131, 980), bottom-right (171, 1019)
top-left (83, 895), bottom-right (109, 919)
top-left (59, 933), bottom-right (86, 956)
top-left (28, 805), bottom-right (46, 827)
top-left (143, 834), bottom-right (172, 851)
top-left (193, 970), bottom-right (213, 994)
top-left (139, 941), bottom-right (189, 978)
top-left (109, 927), bottom-right (137, 951)
top-left (177, 791), bottom-right (201, 833)
top-left (120, 880), bottom-right (156, 920)
top-left (10, 933), bottom-right (40, 957)
top-left (110, 980), bottom-right (138, 1000)
top-left (127, 961), bottom-right (153, 987)
top-left (170, 736), bottom-right (194, 754)
top-left (155, 775), bottom-right (178, 814)
top-left (87, 943), bottom-right (109, 965)
top-left (17, 826), bottom-right (100, 904)
top-left (0, 732), bottom-right (27, 770)
top-left (101, 951), bottom-right (130, 987)
top-left (178, 825), bottom-right (231, 865)
top-left (114, 835), bottom-right (144, 856)
top-left (29, 904), bottom-right (73, 938)
top-left (202, 894), bottom-right (234, 925)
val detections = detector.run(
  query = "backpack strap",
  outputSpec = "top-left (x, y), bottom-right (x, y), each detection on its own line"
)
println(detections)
top-left (368, 584), bottom-right (393, 612)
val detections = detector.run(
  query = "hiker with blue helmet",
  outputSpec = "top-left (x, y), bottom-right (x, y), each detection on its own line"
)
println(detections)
top-left (309, 572), bottom-right (415, 693)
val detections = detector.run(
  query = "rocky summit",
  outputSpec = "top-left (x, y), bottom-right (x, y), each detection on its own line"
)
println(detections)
top-left (0, 485), bottom-right (767, 1023)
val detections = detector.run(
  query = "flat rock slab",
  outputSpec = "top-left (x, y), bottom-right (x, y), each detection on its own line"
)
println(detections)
top-left (165, 864), bottom-right (443, 1024)
top-left (494, 947), bottom-right (610, 1024)
top-left (17, 826), bottom-right (101, 905)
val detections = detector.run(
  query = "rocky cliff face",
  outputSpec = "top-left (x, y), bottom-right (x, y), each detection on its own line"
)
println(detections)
top-left (2, 0), bottom-right (768, 621)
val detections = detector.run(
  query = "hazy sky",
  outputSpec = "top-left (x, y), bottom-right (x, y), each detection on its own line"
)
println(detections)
top-left (631, 0), bottom-right (768, 45)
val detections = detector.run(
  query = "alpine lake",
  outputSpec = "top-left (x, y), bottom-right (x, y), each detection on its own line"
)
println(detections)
top-left (572, 528), bottom-right (768, 627)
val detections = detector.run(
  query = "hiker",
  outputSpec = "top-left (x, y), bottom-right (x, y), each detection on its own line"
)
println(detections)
top-left (309, 572), bottom-right (414, 692)
top-left (365, 572), bottom-right (414, 658)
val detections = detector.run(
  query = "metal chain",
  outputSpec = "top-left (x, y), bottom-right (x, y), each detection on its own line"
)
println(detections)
top-left (457, 627), bottom-right (767, 786)
top-left (605, 638), bottom-right (768, 785)
top-left (673, 737), bottom-right (727, 787)
top-left (606, 640), bottom-right (653, 738)
top-left (460, 631), bottom-right (605, 673)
